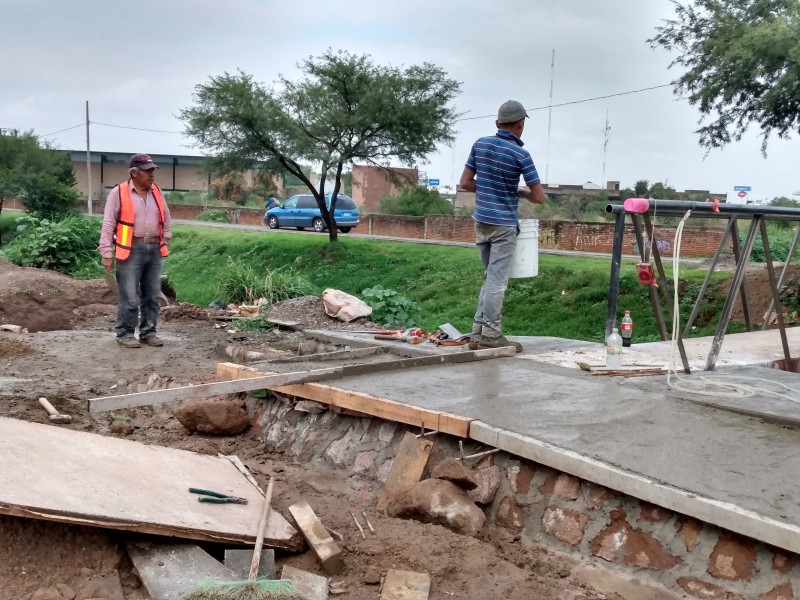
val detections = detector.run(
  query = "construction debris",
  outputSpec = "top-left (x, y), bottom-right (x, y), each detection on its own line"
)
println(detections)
top-left (380, 569), bottom-right (431, 600)
top-left (38, 397), bottom-right (72, 424)
top-left (281, 565), bottom-right (329, 600)
top-left (376, 432), bottom-right (434, 510)
top-left (351, 511), bottom-right (366, 539)
top-left (288, 501), bottom-right (344, 575)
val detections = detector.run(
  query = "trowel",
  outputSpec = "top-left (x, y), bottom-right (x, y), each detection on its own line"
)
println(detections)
top-left (104, 271), bottom-right (119, 295)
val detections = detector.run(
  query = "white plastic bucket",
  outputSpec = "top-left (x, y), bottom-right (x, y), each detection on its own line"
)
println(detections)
top-left (509, 219), bottom-right (539, 279)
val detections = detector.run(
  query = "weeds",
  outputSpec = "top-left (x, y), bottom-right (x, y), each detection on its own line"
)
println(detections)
top-left (216, 257), bottom-right (312, 305)
top-left (361, 285), bottom-right (421, 328)
top-left (196, 209), bottom-right (230, 224)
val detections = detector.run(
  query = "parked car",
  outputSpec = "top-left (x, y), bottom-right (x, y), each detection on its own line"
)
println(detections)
top-left (264, 194), bottom-right (359, 233)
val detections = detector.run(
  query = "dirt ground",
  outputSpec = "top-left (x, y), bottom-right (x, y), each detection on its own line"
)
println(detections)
top-left (0, 258), bottom-right (649, 600)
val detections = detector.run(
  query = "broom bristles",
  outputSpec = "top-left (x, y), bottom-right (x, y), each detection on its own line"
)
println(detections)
top-left (183, 579), bottom-right (304, 600)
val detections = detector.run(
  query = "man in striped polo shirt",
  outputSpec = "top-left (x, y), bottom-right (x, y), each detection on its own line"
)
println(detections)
top-left (459, 100), bottom-right (546, 352)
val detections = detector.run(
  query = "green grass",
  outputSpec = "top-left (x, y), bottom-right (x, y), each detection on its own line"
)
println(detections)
top-left (165, 226), bottom-right (735, 343)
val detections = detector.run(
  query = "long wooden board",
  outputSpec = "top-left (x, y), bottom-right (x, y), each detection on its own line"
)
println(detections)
top-left (376, 432), bottom-right (434, 511)
top-left (216, 363), bottom-right (472, 438)
top-left (0, 417), bottom-right (302, 550)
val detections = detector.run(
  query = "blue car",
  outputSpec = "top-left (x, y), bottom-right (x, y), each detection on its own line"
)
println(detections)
top-left (264, 194), bottom-right (360, 233)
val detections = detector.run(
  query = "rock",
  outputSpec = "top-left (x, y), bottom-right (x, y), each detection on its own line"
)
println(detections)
top-left (430, 458), bottom-right (478, 491)
top-left (467, 465), bottom-right (501, 505)
top-left (109, 420), bottom-right (134, 436)
top-left (363, 567), bottom-right (382, 585)
top-left (387, 478), bottom-right (486, 536)
top-left (174, 397), bottom-right (250, 435)
top-left (75, 574), bottom-right (125, 600)
top-left (30, 587), bottom-right (62, 600)
top-left (56, 583), bottom-right (76, 599)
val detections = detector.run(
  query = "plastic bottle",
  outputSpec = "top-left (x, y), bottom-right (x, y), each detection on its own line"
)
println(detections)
top-left (606, 328), bottom-right (623, 369)
top-left (621, 311), bottom-right (633, 347)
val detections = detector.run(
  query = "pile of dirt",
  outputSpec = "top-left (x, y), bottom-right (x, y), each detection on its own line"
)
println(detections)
top-left (160, 302), bottom-right (210, 321)
top-left (0, 258), bottom-right (116, 332)
top-left (0, 333), bottom-right (37, 358)
top-left (730, 263), bottom-right (800, 324)
top-left (268, 295), bottom-right (381, 331)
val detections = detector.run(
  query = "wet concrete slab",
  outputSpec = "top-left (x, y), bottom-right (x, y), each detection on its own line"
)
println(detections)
top-left (303, 345), bottom-right (800, 552)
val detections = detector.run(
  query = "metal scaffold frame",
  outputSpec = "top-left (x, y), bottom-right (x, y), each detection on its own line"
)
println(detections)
top-left (605, 200), bottom-right (800, 373)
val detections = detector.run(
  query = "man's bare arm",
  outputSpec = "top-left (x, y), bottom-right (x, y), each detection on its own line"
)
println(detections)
top-left (459, 167), bottom-right (476, 193)
top-left (518, 183), bottom-right (546, 205)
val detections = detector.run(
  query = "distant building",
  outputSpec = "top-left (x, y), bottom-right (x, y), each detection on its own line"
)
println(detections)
top-left (351, 164), bottom-right (418, 212)
top-left (67, 150), bottom-right (265, 202)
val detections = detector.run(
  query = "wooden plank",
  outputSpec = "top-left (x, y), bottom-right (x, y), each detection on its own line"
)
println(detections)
top-left (376, 432), bottom-right (434, 511)
top-left (0, 417), bottom-right (301, 550)
top-left (281, 565), bottom-right (329, 600)
top-left (217, 363), bottom-right (473, 438)
top-left (127, 543), bottom-right (237, 600)
top-left (263, 345), bottom-right (390, 364)
top-left (381, 569), bottom-right (431, 600)
top-left (88, 367), bottom-right (342, 413)
top-left (288, 501), bottom-right (344, 575)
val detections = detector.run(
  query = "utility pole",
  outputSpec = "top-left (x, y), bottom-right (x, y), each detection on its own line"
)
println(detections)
top-left (602, 109), bottom-right (611, 180)
top-left (85, 101), bottom-right (92, 215)
top-left (545, 48), bottom-right (555, 186)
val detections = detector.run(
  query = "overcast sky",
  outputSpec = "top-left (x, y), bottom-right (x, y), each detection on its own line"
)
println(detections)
top-left (3, 0), bottom-right (798, 201)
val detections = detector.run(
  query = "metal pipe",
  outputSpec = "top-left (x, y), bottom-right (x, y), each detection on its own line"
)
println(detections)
top-left (607, 200), bottom-right (800, 220)
top-left (682, 218), bottom-right (734, 338)
top-left (762, 222), bottom-right (800, 329)
top-left (706, 217), bottom-right (761, 371)
top-left (605, 211), bottom-right (626, 338)
top-left (759, 219), bottom-right (792, 367)
top-left (729, 219), bottom-right (754, 331)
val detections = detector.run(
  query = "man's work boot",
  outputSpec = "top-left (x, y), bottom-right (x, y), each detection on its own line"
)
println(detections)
top-left (116, 337), bottom-right (141, 349)
top-left (476, 335), bottom-right (523, 353)
top-left (140, 335), bottom-right (164, 347)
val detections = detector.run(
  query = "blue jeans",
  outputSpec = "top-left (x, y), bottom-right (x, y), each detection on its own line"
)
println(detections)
top-left (115, 240), bottom-right (163, 339)
top-left (473, 222), bottom-right (518, 339)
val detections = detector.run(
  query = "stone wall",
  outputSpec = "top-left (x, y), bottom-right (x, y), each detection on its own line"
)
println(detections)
top-left (249, 395), bottom-right (797, 599)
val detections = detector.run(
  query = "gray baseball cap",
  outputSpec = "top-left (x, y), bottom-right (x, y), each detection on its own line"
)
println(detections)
top-left (497, 100), bottom-right (529, 124)
top-left (129, 153), bottom-right (159, 170)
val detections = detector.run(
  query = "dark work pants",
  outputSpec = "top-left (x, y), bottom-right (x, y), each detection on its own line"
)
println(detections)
top-left (115, 240), bottom-right (162, 339)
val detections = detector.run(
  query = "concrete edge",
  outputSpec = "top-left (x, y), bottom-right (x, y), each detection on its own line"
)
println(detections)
top-left (469, 421), bottom-right (800, 555)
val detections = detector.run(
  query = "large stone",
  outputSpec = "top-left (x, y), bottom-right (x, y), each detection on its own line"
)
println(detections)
top-left (677, 577), bottom-right (744, 600)
top-left (542, 507), bottom-right (590, 547)
top-left (708, 534), bottom-right (757, 581)
top-left (174, 397), bottom-right (250, 435)
top-left (495, 495), bottom-right (525, 533)
top-left (581, 481), bottom-right (613, 510)
top-left (540, 473), bottom-right (580, 500)
top-left (387, 478), bottom-right (486, 536)
top-left (508, 464), bottom-right (535, 494)
top-left (763, 582), bottom-right (794, 600)
top-left (430, 458), bottom-right (478, 491)
top-left (680, 518), bottom-right (703, 552)
top-left (467, 465), bottom-right (501, 505)
top-left (30, 588), bottom-right (62, 600)
top-left (590, 508), bottom-right (682, 570)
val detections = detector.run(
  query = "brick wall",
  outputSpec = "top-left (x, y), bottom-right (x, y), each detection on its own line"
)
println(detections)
top-left (252, 397), bottom-right (799, 599)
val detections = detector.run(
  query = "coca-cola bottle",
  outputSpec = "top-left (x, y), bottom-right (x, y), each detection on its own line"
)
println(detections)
top-left (621, 311), bottom-right (633, 347)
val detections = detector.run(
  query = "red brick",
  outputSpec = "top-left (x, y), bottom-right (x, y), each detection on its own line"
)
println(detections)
top-left (590, 508), bottom-right (682, 570)
top-left (677, 577), bottom-right (744, 599)
top-left (540, 473), bottom-right (580, 500)
top-left (771, 550), bottom-right (794, 574)
top-left (495, 496), bottom-right (525, 533)
top-left (474, 454), bottom-right (496, 469)
top-left (542, 507), bottom-right (589, 547)
top-left (581, 482), bottom-right (612, 510)
top-left (639, 502), bottom-right (671, 522)
top-left (708, 534), bottom-right (757, 581)
top-left (680, 519), bottom-right (703, 552)
top-left (763, 582), bottom-right (794, 600)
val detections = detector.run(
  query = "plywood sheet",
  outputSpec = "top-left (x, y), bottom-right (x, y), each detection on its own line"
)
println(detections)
top-left (0, 417), bottom-right (301, 550)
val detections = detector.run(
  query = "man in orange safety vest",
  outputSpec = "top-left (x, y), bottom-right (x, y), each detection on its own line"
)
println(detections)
top-left (98, 154), bottom-right (172, 348)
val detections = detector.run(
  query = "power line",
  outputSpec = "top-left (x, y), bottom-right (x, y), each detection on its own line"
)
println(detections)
top-left (42, 123), bottom-right (83, 136)
top-left (456, 83), bottom-right (672, 122)
top-left (93, 121), bottom-right (183, 134)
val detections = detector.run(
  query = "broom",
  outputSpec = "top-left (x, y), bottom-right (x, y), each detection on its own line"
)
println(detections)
top-left (184, 477), bottom-right (303, 600)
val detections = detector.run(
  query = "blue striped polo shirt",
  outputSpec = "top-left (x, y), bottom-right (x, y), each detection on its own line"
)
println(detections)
top-left (465, 130), bottom-right (540, 227)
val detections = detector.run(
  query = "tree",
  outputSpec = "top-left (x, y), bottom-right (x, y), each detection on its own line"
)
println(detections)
top-left (634, 180), bottom-right (650, 197)
top-left (378, 187), bottom-right (454, 216)
top-left (181, 49), bottom-right (461, 241)
top-left (650, 0), bottom-right (800, 152)
top-left (0, 130), bottom-right (79, 242)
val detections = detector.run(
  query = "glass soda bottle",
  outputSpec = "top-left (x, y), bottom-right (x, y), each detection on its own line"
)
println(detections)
top-left (621, 311), bottom-right (633, 347)
top-left (606, 327), bottom-right (623, 369)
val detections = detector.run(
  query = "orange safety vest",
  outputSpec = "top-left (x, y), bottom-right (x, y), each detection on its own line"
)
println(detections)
top-left (114, 181), bottom-right (169, 260)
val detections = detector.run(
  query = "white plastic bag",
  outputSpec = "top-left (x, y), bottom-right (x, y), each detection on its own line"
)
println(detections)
top-left (322, 289), bottom-right (373, 322)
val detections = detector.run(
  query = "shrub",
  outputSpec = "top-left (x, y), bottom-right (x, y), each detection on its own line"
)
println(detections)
top-left (196, 209), bottom-right (230, 223)
top-left (216, 257), bottom-right (313, 305)
top-left (361, 285), bottom-right (420, 328)
top-left (378, 188), bottom-right (453, 216)
top-left (1, 214), bottom-right (101, 275)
